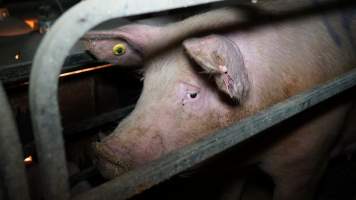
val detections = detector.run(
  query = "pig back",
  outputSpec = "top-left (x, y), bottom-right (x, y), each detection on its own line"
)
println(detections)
top-left (225, 7), bottom-right (356, 109)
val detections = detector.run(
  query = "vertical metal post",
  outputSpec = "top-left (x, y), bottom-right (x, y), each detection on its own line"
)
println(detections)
top-left (0, 178), bottom-right (4, 200)
top-left (0, 81), bottom-right (30, 200)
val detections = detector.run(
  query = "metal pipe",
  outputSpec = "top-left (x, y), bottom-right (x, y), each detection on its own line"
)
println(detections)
top-left (29, 0), bottom-right (225, 200)
top-left (73, 68), bottom-right (356, 200)
top-left (0, 81), bottom-right (30, 200)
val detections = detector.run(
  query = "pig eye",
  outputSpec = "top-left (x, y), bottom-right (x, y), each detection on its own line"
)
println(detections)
top-left (112, 43), bottom-right (126, 56)
top-left (188, 92), bottom-right (199, 99)
top-left (179, 82), bottom-right (201, 106)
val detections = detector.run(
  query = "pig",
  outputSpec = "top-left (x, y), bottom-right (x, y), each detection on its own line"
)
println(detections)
top-left (84, 1), bottom-right (356, 200)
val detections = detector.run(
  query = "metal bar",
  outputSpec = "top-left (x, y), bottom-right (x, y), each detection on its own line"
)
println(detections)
top-left (72, 68), bottom-right (356, 200)
top-left (29, 0), bottom-right (225, 200)
top-left (64, 105), bottom-right (134, 136)
top-left (0, 81), bottom-right (30, 200)
top-left (0, 178), bottom-right (4, 200)
top-left (0, 53), bottom-right (99, 85)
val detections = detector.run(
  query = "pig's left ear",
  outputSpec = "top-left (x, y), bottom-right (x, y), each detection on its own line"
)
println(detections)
top-left (183, 35), bottom-right (250, 103)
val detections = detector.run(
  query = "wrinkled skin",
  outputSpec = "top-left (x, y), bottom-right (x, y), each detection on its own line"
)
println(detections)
top-left (87, 1), bottom-right (356, 200)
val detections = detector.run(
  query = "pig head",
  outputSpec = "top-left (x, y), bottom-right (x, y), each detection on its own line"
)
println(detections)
top-left (93, 34), bottom-right (251, 178)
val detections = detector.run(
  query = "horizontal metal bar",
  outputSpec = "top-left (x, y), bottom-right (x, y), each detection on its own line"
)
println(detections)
top-left (0, 81), bottom-right (30, 200)
top-left (73, 68), bottom-right (356, 200)
top-left (0, 53), bottom-right (101, 85)
top-left (64, 105), bottom-right (134, 136)
top-left (29, 0), bottom-right (225, 200)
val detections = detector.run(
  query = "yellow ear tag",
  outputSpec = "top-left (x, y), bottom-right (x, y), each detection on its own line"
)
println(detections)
top-left (112, 43), bottom-right (126, 56)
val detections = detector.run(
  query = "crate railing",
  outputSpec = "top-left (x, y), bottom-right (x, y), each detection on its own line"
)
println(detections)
top-left (0, 81), bottom-right (30, 200)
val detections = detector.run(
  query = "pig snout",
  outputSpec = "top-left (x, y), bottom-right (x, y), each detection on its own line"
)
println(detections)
top-left (92, 123), bottom-right (169, 178)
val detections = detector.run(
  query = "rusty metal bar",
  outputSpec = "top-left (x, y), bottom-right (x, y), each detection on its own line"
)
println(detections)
top-left (73, 68), bottom-right (356, 200)
top-left (29, 0), bottom-right (225, 200)
top-left (0, 81), bottom-right (30, 200)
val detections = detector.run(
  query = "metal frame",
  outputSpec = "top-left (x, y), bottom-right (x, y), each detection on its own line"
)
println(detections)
top-left (0, 81), bottom-right (30, 200)
top-left (28, 0), bottom-right (356, 200)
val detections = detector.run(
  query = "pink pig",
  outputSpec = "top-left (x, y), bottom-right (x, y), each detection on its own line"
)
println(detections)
top-left (84, 1), bottom-right (356, 199)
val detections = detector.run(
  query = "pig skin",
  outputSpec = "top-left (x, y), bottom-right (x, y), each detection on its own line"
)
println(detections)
top-left (89, 1), bottom-right (356, 200)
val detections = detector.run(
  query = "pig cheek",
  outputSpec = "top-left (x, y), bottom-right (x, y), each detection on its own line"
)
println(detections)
top-left (172, 91), bottom-right (219, 146)
top-left (134, 133), bottom-right (167, 164)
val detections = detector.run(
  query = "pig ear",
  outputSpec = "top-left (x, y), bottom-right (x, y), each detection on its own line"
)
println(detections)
top-left (82, 24), bottom-right (158, 66)
top-left (183, 35), bottom-right (250, 103)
